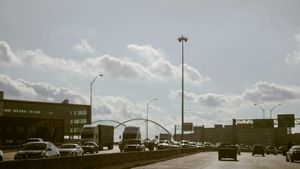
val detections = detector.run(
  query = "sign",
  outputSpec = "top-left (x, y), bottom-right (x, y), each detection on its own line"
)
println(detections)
top-left (183, 122), bottom-right (193, 131)
top-left (253, 119), bottom-right (274, 128)
top-left (278, 114), bottom-right (295, 128)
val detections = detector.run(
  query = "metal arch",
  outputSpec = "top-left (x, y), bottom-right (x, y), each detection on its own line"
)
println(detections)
top-left (92, 119), bottom-right (127, 127)
top-left (114, 118), bottom-right (172, 137)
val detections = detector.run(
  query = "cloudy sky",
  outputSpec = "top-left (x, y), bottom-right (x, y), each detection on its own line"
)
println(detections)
top-left (1, 0), bottom-right (300, 138)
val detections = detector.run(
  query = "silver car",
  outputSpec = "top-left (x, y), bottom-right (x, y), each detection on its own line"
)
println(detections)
top-left (14, 142), bottom-right (60, 160)
top-left (58, 144), bottom-right (84, 157)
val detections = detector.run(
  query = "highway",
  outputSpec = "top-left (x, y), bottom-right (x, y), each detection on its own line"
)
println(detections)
top-left (133, 152), bottom-right (299, 169)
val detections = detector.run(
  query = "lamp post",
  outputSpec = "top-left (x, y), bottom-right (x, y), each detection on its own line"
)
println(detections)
top-left (146, 98), bottom-right (158, 140)
top-left (90, 74), bottom-right (103, 118)
top-left (269, 104), bottom-right (282, 119)
top-left (178, 35), bottom-right (188, 140)
top-left (254, 104), bottom-right (265, 119)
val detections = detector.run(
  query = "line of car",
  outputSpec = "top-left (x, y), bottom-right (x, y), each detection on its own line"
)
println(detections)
top-left (0, 138), bottom-right (106, 161)
top-left (217, 143), bottom-right (300, 162)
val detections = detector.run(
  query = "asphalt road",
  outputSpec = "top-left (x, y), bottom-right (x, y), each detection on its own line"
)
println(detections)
top-left (133, 152), bottom-right (299, 169)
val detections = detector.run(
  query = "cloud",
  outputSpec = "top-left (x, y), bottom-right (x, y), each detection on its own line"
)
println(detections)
top-left (0, 73), bottom-right (174, 138)
top-left (242, 81), bottom-right (300, 103)
top-left (0, 41), bottom-right (210, 85)
top-left (0, 41), bottom-right (22, 66)
top-left (169, 81), bottom-right (300, 108)
top-left (72, 39), bottom-right (95, 55)
top-left (286, 32), bottom-right (300, 65)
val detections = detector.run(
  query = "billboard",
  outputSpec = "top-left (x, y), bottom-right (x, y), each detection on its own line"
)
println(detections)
top-left (253, 119), bottom-right (274, 128)
top-left (183, 122), bottom-right (193, 131)
top-left (278, 114), bottom-right (295, 128)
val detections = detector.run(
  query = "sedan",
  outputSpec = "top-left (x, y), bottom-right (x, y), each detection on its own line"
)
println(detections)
top-left (157, 140), bottom-right (171, 150)
top-left (81, 142), bottom-right (99, 154)
top-left (123, 139), bottom-right (145, 152)
top-left (58, 144), bottom-right (84, 157)
top-left (286, 145), bottom-right (300, 162)
top-left (14, 142), bottom-right (60, 160)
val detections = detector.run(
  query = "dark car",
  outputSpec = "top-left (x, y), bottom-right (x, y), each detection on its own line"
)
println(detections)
top-left (81, 142), bottom-right (99, 154)
top-left (265, 146), bottom-right (277, 155)
top-left (14, 142), bottom-right (60, 160)
top-left (123, 139), bottom-right (145, 152)
top-left (218, 143), bottom-right (237, 161)
top-left (252, 144), bottom-right (265, 156)
top-left (286, 145), bottom-right (300, 162)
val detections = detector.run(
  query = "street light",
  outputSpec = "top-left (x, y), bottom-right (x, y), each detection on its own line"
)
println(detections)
top-left (146, 98), bottom-right (158, 140)
top-left (90, 74), bottom-right (103, 117)
top-left (269, 104), bottom-right (282, 119)
top-left (254, 104), bottom-right (265, 119)
top-left (178, 35), bottom-right (188, 140)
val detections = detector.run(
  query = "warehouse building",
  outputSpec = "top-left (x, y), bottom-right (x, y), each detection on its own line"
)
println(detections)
top-left (0, 91), bottom-right (91, 145)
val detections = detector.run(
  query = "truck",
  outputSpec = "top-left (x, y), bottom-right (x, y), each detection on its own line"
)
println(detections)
top-left (119, 126), bottom-right (141, 152)
top-left (81, 124), bottom-right (114, 150)
top-left (218, 143), bottom-right (237, 161)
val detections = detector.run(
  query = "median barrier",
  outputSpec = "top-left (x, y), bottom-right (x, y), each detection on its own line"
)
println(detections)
top-left (0, 147), bottom-right (211, 169)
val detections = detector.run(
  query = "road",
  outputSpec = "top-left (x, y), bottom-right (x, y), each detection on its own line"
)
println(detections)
top-left (133, 152), bottom-right (299, 169)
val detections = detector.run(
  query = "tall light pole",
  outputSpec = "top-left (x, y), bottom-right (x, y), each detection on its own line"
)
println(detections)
top-left (178, 35), bottom-right (188, 140)
top-left (146, 98), bottom-right (158, 140)
top-left (254, 103), bottom-right (265, 119)
top-left (269, 104), bottom-right (282, 119)
top-left (90, 74), bottom-right (103, 120)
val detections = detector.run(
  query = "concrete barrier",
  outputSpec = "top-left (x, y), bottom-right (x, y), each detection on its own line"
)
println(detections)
top-left (0, 147), bottom-right (211, 169)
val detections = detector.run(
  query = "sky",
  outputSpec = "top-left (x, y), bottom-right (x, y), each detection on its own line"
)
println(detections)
top-left (1, 0), bottom-right (300, 139)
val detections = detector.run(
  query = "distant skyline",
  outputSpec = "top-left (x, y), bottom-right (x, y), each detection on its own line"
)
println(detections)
top-left (1, 0), bottom-right (300, 137)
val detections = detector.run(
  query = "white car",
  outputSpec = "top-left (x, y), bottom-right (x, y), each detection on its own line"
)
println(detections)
top-left (14, 142), bottom-right (60, 160)
top-left (58, 144), bottom-right (84, 157)
top-left (0, 150), bottom-right (3, 161)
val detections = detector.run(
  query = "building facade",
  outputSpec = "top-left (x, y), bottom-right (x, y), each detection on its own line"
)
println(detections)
top-left (0, 91), bottom-right (91, 145)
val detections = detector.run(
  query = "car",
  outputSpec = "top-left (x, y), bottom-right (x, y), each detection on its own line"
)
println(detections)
top-left (170, 141), bottom-right (181, 149)
top-left (157, 140), bottom-right (171, 150)
top-left (14, 142), bottom-right (60, 160)
top-left (252, 144), bottom-right (265, 156)
top-left (218, 143), bottom-right (237, 161)
top-left (81, 142), bottom-right (99, 154)
top-left (286, 145), bottom-right (300, 162)
top-left (123, 139), bottom-right (145, 152)
top-left (24, 138), bottom-right (44, 144)
top-left (180, 140), bottom-right (190, 148)
top-left (58, 144), bottom-right (84, 157)
top-left (189, 142), bottom-right (198, 148)
top-left (0, 150), bottom-right (3, 161)
top-left (265, 146), bottom-right (277, 155)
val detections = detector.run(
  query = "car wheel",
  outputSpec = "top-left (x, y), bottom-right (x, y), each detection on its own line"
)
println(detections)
top-left (291, 157), bottom-right (294, 162)
top-left (286, 157), bottom-right (289, 162)
top-left (218, 157), bottom-right (221, 161)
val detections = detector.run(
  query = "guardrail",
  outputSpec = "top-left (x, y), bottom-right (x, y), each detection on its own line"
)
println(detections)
top-left (0, 147), bottom-right (213, 169)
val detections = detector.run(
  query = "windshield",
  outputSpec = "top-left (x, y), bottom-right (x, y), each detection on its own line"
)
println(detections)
top-left (22, 143), bottom-right (46, 150)
top-left (125, 140), bottom-right (141, 144)
top-left (61, 144), bottom-right (76, 149)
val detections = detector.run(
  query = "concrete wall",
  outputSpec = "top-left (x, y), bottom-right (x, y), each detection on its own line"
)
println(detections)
top-left (0, 148), bottom-right (210, 169)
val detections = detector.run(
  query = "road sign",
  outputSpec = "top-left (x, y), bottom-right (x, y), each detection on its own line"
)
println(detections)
top-left (253, 119), bottom-right (274, 128)
top-left (183, 122), bottom-right (193, 131)
top-left (278, 114), bottom-right (295, 128)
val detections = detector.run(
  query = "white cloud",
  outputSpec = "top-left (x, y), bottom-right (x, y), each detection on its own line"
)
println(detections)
top-left (286, 32), bottom-right (300, 65)
top-left (0, 41), bottom-right (210, 85)
top-left (169, 81), bottom-right (300, 108)
top-left (0, 41), bottom-right (22, 66)
top-left (72, 39), bottom-right (95, 55)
